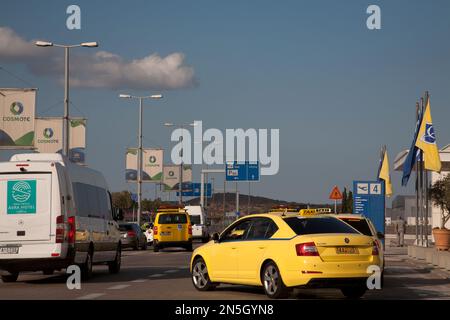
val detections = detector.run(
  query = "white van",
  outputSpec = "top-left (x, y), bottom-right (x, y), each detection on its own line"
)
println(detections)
top-left (0, 153), bottom-right (122, 282)
top-left (184, 205), bottom-right (210, 243)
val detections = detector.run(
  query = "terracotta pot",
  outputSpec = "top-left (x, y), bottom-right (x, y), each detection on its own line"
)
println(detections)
top-left (432, 228), bottom-right (450, 251)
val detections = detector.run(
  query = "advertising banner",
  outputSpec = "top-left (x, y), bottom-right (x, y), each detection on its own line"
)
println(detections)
top-left (0, 88), bottom-right (36, 148)
top-left (163, 164), bottom-right (192, 191)
top-left (125, 148), bottom-right (164, 182)
top-left (34, 117), bottom-right (87, 164)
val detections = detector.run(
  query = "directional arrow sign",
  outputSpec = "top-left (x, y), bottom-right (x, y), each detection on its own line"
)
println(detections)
top-left (329, 186), bottom-right (343, 200)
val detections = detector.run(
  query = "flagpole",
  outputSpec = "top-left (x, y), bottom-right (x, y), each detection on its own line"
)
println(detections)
top-left (415, 101), bottom-right (420, 246)
top-left (424, 91), bottom-right (430, 247)
top-left (419, 96), bottom-right (425, 247)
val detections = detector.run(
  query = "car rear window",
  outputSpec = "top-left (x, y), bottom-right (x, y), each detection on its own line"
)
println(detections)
top-left (189, 215), bottom-right (201, 225)
top-left (339, 218), bottom-right (372, 236)
top-left (284, 217), bottom-right (359, 235)
top-left (158, 213), bottom-right (188, 224)
top-left (119, 224), bottom-right (133, 231)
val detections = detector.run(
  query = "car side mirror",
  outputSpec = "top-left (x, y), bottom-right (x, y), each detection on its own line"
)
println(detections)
top-left (212, 232), bottom-right (220, 243)
top-left (377, 231), bottom-right (385, 239)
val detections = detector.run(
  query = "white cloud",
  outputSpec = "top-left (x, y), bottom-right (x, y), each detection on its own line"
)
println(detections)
top-left (0, 27), bottom-right (197, 90)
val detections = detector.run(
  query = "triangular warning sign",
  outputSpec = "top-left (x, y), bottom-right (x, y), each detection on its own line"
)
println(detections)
top-left (329, 186), bottom-right (343, 200)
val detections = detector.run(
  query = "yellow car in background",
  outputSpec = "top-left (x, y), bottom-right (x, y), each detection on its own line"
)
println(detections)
top-left (190, 210), bottom-right (381, 299)
top-left (153, 206), bottom-right (193, 252)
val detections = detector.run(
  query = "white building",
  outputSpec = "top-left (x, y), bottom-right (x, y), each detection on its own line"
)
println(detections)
top-left (394, 145), bottom-right (450, 231)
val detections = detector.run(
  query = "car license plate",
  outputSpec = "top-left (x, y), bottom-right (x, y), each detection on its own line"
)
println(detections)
top-left (336, 247), bottom-right (359, 254)
top-left (0, 246), bottom-right (19, 254)
top-left (161, 232), bottom-right (171, 236)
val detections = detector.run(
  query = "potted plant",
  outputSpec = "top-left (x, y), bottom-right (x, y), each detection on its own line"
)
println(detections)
top-left (429, 175), bottom-right (450, 250)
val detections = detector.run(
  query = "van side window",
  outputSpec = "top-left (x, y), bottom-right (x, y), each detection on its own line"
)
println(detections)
top-left (73, 182), bottom-right (110, 219)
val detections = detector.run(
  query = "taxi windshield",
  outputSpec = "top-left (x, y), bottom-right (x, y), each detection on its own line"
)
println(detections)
top-left (158, 213), bottom-right (187, 224)
top-left (284, 217), bottom-right (359, 235)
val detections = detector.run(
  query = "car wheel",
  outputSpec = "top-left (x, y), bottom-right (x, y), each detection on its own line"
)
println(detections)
top-left (133, 240), bottom-right (140, 251)
top-left (81, 250), bottom-right (93, 280)
top-left (1, 272), bottom-right (19, 283)
top-left (43, 269), bottom-right (54, 275)
top-left (262, 262), bottom-right (291, 299)
top-left (153, 241), bottom-right (160, 252)
top-left (192, 257), bottom-right (216, 291)
top-left (341, 286), bottom-right (367, 299)
top-left (108, 246), bottom-right (121, 274)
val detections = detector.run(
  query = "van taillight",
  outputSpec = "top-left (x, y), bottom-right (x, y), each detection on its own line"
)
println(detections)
top-left (296, 242), bottom-right (319, 256)
top-left (188, 224), bottom-right (192, 235)
top-left (153, 226), bottom-right (158, 235)
top-left (56, 216), bottom-right (65, 243)
top-left (68, 216), bottom-right (75, 244)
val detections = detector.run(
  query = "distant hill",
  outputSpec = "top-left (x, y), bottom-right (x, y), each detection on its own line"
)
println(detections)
top-left (186, 192), bottom-right (333, 217)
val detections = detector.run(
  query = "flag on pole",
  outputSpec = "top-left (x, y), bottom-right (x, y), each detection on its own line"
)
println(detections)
top-left (378, 147), bottom-right (393, 196)
top-left (415, 99), bottom-right (441, 172)
top-left (401, 105), bottom-right (423, 186)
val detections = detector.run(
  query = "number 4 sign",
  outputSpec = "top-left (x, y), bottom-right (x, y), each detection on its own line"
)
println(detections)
top-left (370, 183), bottom-right (381, 195)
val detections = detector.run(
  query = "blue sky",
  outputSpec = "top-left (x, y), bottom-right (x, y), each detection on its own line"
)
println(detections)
top-left (1, 0), bottom-right (450, 204)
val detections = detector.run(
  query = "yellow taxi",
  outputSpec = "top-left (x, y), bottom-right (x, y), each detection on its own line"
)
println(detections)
top-left (190, 208), bottom-right (381, 299)
top-left (153, 206), bottom-right (193, 252)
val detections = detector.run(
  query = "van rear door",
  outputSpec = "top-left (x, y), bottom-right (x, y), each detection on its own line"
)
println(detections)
top-left (0, 173), bottom-right (52, 242)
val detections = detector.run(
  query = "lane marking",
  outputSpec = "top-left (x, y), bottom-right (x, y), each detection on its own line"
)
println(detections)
top-left (108, 284), bottom-right (131, 290)
top-left (149, 274), bottom-right (164, 278)
top-left (131, 279), bottom-right (148, 283)
top-left (76, 293), bottom-right (105, 300)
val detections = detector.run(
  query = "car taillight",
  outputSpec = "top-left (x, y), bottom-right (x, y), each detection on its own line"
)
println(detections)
top-left (296, 242), bottom-right (319, 256)
top-left (56, 215), bottom-right (65, 243)
top-left (68, 216), bottom-right (75, 244)
top-left (153, 226), bottom-right (158, 235)
top-left (127, 230), bottom-right (136, 237)
top-left (372, 242), bottom-right (379, 256)
top-left (188, 224), bottom-right (192, 235)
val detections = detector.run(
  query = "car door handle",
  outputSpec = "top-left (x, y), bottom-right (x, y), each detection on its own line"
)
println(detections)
top-left (258, 246), bottom-right (266, 249)
top-left (231, 247), bottom-right (237, 250)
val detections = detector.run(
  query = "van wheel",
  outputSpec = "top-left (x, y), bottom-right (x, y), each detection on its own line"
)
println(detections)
top-left (1, 272), bottom-right (19, 283)
top-left (81, 251), bottom-right (93, 280)
top-left (108, 246), bottom-right (121, 274)
top-left (192, 257), bottom-right (216, 291)
top-left (341, 286), bottom-right (367, 299)
top-left (261, 261), bottom-right (291, 299)
top-left (153, 241), bottom-right (160, 252)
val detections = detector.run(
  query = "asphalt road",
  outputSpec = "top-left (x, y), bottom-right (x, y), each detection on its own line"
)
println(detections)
top-left (0, 242), bottom-right (450, 300)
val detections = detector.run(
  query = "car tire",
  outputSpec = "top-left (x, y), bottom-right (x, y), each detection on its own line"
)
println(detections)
top-left (1, 272), bottom-right (19, 283)
top-left (133, 240), bottom-right (140, 251)
top-left (153, 241), bottom-right (160, 252)
top-left (191, 257), bottom-right (216, 291)
top-left (108, 246), bottom-right (121, 274)
top-left (261, 261), bottom-right (291, 299)
top-left (81, 250), bottom-right (93, 280)
top-left (341, 286), bottom-right (367, 299)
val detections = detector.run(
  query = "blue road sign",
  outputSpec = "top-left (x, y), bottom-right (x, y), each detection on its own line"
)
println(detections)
top-left (130, 193), bottom-right (138, 202)
top-left (177, 183), bottom-right (212, 198)
top-left (226, 161), bottom-right (260, 181)
top-left (353, 180), bottom-right (385, 234)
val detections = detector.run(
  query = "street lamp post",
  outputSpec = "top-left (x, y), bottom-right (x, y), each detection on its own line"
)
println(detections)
top-left (164, 122), bottom-right (196, 205)
top-left (35, 41), bottom-right (98, 157)
top-left (121, 94), bottom-right (163, 226)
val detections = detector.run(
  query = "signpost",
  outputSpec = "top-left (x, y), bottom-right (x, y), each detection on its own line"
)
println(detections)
top-left (329, 185), bottom-right (343, 213)
top-left (226, 161), bottom-right (260, 182)
top-left (353, 180), bottom-right (385, 234)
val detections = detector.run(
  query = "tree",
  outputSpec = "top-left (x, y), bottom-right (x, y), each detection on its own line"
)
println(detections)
top-left (347, 191), bottom-right (353, 213)
top-left (430, 175), bottom-right (450, 229)
top-left (111, 191), bottom-right (133, 210)
top-left (341, 188), bottom-right (348, 213)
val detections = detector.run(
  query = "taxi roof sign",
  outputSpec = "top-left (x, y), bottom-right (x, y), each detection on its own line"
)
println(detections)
top-left (298, 208), bottom-right (332, 216)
